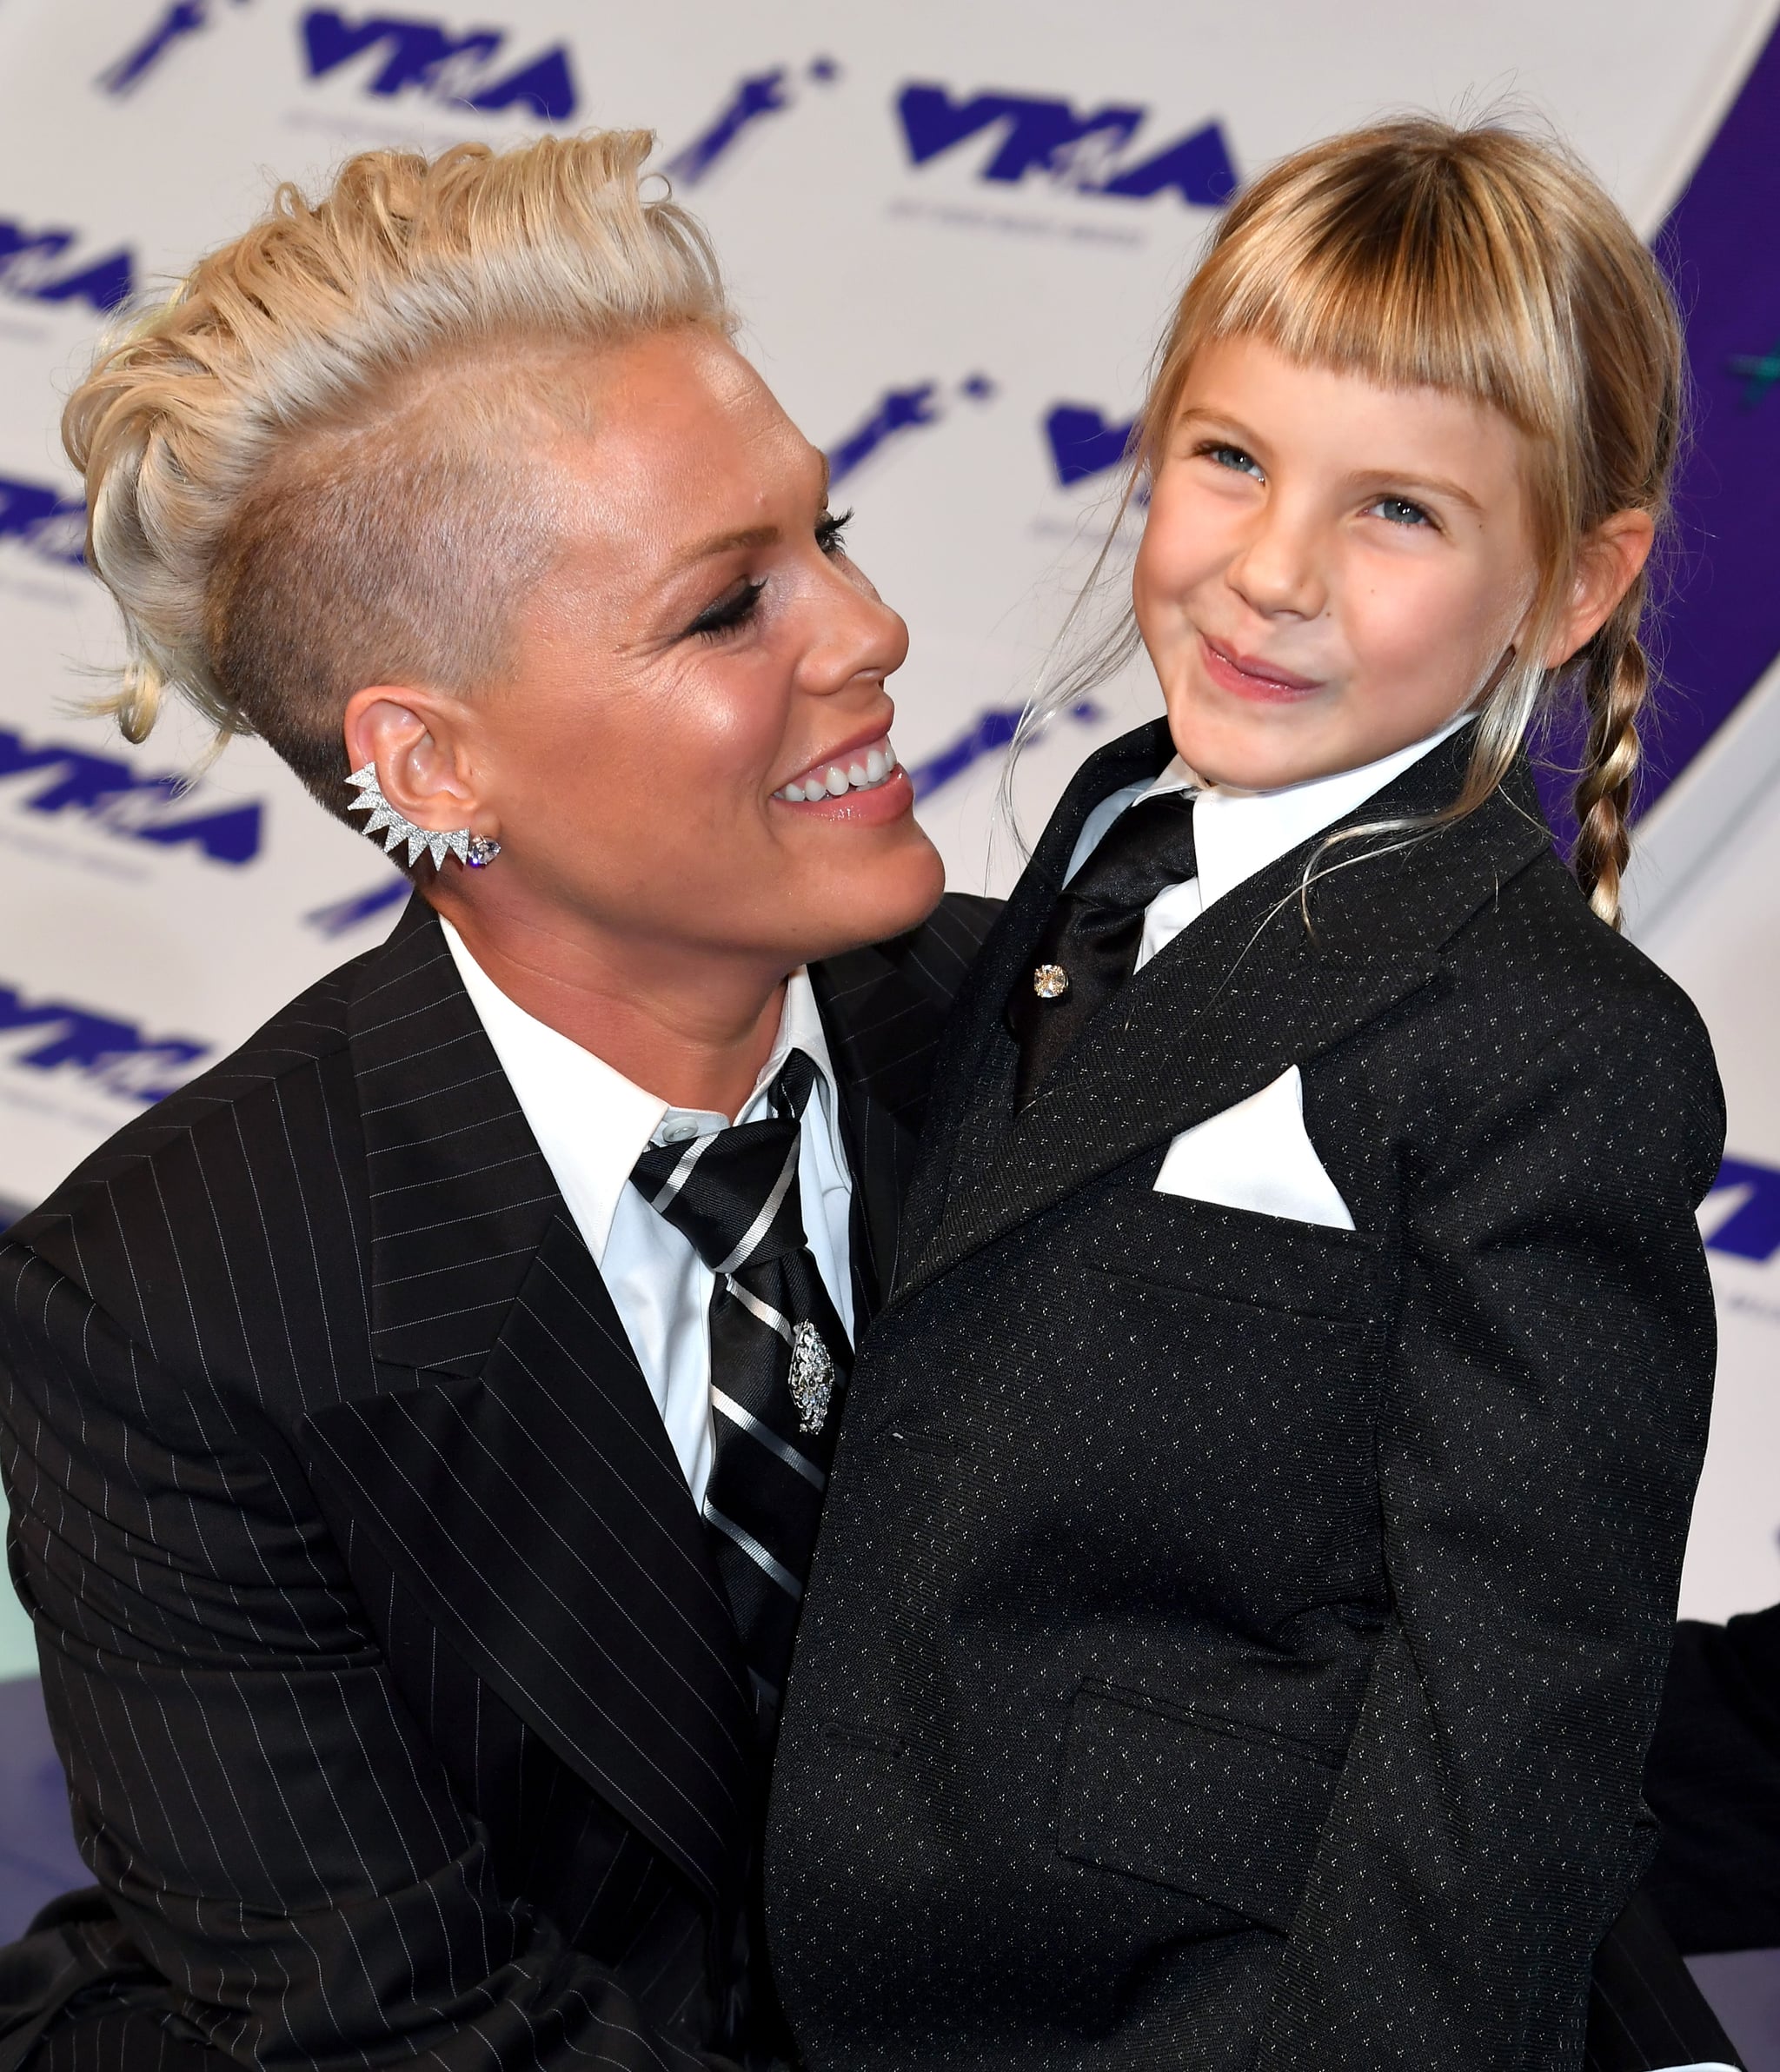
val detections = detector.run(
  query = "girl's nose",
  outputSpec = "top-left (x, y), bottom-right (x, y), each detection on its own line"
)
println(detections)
top-left (1226, 510), bottom-right (1326, 621)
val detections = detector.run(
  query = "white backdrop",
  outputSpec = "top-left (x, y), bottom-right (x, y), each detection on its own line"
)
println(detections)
top-left (0, 0), bottom-right (1777, 1680)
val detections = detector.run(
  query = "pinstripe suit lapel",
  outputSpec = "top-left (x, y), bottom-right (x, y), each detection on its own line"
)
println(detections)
top-left (897, 734), bottom-right (1553, 1308)
top-left (302, 899), bottom-right (753, 1911)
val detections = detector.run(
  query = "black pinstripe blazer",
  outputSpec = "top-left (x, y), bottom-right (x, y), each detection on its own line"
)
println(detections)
top-left (767, 722), bottom-right (1728, 2072)
top-left (0, 890), bottom-right (996, 2072)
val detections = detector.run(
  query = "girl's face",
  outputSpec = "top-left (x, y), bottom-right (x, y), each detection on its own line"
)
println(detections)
top-left (1132, 335), bottom-right (1541, 791)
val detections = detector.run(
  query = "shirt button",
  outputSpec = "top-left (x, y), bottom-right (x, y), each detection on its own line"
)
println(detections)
top-left (659, 1116), bottom-right (700, 1144)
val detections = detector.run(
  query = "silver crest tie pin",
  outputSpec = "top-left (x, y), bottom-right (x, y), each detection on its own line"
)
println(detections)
top-left (1033, 963), bottom-right (1070, 999)
top-left (787, 1320), bottom-right (834, 1434)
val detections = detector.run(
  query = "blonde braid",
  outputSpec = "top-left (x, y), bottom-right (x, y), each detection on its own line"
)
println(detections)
top-left (1571, 593), bottom-right (1650, 931)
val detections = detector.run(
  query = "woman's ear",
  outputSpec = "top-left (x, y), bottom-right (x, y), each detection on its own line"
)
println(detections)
top-left (1540, 508), bottom-right (1657, 667)
top-left (342, 684), bottom-right (498, 838)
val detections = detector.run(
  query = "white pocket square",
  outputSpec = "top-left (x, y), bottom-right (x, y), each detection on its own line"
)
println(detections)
top-left (1153, 1066), bottom-right (1355, 1232)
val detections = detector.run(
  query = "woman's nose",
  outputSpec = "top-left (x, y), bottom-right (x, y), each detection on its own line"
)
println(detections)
top-left (799, 570), bottom-right (910, 695)
top-left (1226, 508), bottom-right (1326, 621)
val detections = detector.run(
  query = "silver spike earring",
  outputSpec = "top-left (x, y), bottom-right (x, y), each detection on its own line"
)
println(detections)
top-left (345, 764), bottom-right (501, 869)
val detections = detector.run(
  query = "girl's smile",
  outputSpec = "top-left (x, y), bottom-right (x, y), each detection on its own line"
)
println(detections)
top-left (1197, 632), bottom-right (1325, 702)
top-left (1133, 335), bottom-right (1542, 791)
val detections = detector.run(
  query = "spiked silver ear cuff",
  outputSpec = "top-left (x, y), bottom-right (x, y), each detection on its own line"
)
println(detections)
top-left (345, 763), bottom-right (501, 869)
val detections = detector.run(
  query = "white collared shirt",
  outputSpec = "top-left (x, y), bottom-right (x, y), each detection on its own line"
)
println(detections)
top-left (1058, 717), bottom-right (1471, 1232)
top-left (441, 920), bottom-right (854, 1510)
top-left (1064, 714), bottom-right (1472, 966)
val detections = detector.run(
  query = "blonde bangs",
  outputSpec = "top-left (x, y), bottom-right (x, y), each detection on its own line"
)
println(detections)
top-left (1150, 130), bottom-right (1590, 468)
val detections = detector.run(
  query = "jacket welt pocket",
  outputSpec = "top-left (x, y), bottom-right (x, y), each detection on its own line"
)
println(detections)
top-left (1057, 1680), bottom-right (1341, 1932)
top-left (1075, 1189), bottom-right (1390, 1325)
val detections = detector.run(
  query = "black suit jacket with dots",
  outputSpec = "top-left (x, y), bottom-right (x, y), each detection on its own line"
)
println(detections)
top-left (0, 891), bottom-right (996, 2072)
top-left (764, 721), bottom-right (1727, 2072)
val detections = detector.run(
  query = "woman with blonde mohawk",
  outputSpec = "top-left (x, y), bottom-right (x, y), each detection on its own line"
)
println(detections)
top-left (766, 117), bottom-right (1735, 2072)
top-left (0, 132), bottom-right (993, 2071)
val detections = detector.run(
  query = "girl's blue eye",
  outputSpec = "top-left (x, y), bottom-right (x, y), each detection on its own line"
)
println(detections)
top-left (1203, 442), bottom-right (1265, 481)
top-left (1372, 495), bottom-right (1431, 528)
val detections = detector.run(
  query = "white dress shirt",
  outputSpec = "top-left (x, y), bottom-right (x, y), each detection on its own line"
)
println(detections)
top-left (441, 920), bottom-right (854, 1510)
top-left (1062, 716), bottom-right (1471, 1230)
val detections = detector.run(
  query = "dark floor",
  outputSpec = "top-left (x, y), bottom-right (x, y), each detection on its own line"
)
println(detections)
top-left (1, 1674), bottom-right (1777, 2064)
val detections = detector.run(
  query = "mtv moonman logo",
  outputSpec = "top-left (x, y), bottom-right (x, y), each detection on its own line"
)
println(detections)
top-left (666, 58), bottom-right (840, 187)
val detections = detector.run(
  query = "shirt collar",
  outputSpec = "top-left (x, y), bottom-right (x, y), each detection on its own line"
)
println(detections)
top-left (439, 916), bottom-right (840, 1265)
top-left (1135, 713), bottom-right (1471, 918)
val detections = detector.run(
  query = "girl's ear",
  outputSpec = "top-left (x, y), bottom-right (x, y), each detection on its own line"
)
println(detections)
top-left (342, 682), bottom-right (495, 838)
top-left (1539, 508), bottom-right (1656, 668)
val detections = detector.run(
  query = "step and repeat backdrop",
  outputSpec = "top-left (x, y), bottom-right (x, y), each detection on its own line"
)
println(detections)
top-left (0, 0), bottom-right (1777, 1680)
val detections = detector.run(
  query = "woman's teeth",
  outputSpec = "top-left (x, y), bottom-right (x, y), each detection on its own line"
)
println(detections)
top-left (773, 740), bottom-right (900, 804)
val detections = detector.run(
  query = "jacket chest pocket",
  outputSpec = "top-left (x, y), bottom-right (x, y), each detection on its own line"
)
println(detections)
top-left (1058, 1679), bottom-right (1342, 1931)
top-left (1072, 1182), bottom-right (1394, 1330)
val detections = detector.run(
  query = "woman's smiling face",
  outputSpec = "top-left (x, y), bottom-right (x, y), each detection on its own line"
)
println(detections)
top-left (465, 325), bottom-right (944, 974)
top-left (1132, 335), bottom-right (1542, 791)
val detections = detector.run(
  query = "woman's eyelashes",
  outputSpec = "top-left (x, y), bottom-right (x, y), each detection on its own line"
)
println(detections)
top-left (681, 510), bottom-right (857, 641)
top-left (816, 506), bottom-right (854, 556)
top-left (685, 579), bottom-right (765, 641)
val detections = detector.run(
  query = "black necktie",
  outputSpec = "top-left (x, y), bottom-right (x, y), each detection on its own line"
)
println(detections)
top-left (629, 1048), bottom-right (849, 1732)
top-left (1006, 788), bottom-right (1198, 1108)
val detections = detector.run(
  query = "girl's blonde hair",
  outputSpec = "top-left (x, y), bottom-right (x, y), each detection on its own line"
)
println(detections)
top-left (63, 130), bottom-right (733, 817)
top-left (1024, 116), bottom-right (1684, 928)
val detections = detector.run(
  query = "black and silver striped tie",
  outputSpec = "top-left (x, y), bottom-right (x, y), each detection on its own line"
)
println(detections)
top-left (629, 1047), bottom-right (849, 1731)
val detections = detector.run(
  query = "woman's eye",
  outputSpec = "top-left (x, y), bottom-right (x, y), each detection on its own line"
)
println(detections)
top-left (1200, 442), bottom-right (1265, 481)
top-left (685, 579), bottom-right (765, 641)
top-left (815, 506), bottom-right (854, 556)
top-left (1370, 495), bottom-right (1432, 528)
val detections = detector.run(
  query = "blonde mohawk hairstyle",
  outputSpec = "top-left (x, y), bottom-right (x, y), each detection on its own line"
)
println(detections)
top-left (63, 130), bottom-right (734, 819)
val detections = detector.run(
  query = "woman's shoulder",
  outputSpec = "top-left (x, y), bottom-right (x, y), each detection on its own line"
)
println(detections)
top-left (5, 934), bottom-right (386, 1302)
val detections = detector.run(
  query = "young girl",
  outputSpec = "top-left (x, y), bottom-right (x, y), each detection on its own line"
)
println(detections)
top-left (762, 120), bottom-right (1727, 2071)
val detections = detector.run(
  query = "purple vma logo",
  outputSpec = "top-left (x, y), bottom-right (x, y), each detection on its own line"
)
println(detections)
top-left (826, 375), bottom-right (996, 487)
top-left (0, 475), bottom-right (84, 568)
top-left (1045, 403), bottom-right (1138, 488)
top-left (0, 217), bottom-right (134, 315)
top-left (96, 0), bottom-right (253, 97)
top-left (298, 8), bottom-right (577, 118)
top-left (1, 723), bottom-right (264, 867)
top-left (897, 83), bottom-right (1238, 207)
top-left (665, 58), bottom-right (839, 186)
top-left (1705, 1156), bottom-right (1780, 1265)
top-left (0, 980), bottom-right (209, 1106)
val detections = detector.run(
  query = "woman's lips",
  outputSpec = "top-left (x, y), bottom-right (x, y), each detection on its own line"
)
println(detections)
top-left (1199, 633), bottom-right (1325, 702)
top-left (770, 734), bottom-right (913, 823)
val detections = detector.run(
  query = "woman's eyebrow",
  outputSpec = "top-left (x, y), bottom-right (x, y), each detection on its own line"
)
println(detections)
top-left (665, 522), bottom-right (780, 577)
